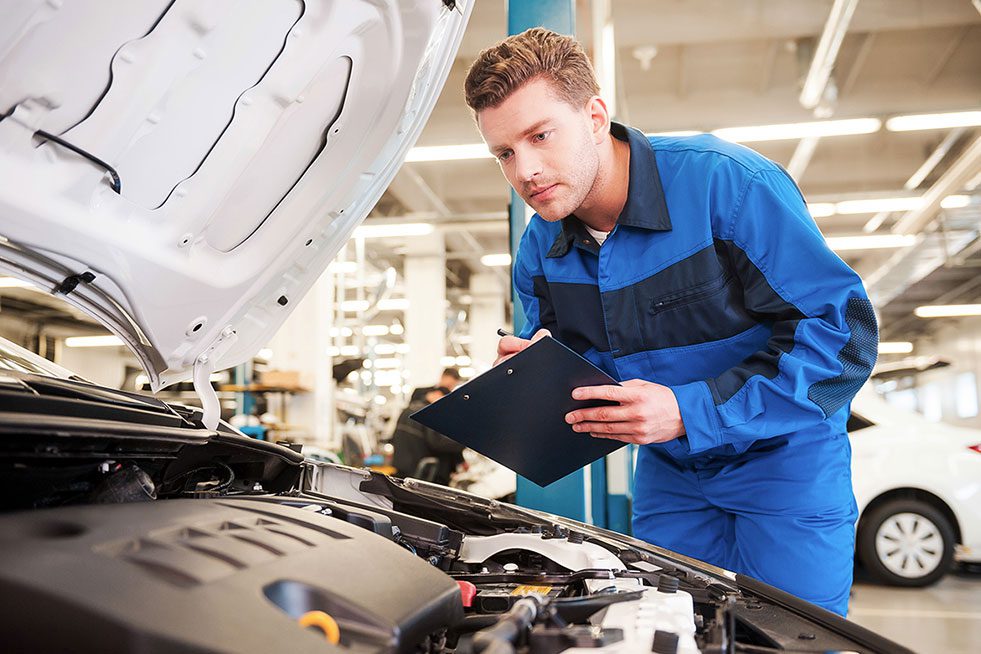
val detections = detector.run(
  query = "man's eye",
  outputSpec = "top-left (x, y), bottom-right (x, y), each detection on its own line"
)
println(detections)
top-left (498, 151), bottom-right (512, 162)
top-left (534, 131), bottom-right (551, 142)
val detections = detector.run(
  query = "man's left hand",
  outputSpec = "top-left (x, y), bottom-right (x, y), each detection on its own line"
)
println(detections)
top-left (565, 380), bottom-right (685, 445)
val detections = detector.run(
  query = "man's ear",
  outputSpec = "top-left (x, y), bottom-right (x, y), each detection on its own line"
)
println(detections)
top-left (586, 95), bottom-right (611, 144)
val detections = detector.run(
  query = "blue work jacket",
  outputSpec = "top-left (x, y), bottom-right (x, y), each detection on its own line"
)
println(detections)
top-left (513, 122), bottom-right (878, 463)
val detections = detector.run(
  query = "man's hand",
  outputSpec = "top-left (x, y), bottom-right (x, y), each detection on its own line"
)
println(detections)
top-left (494, 328), bottom-right (551, 366)
top-left (565, 379), bottom-right (685, 445)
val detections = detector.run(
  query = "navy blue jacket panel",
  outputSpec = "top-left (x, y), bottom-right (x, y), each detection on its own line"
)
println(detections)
top-left (513, 122), bottom-right (878, 464)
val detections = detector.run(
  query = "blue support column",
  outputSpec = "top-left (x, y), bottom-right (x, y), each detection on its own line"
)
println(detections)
top-left (507, 0), bottom-right (575, 336)
top-left (506, 0), bottom-right (610, 528)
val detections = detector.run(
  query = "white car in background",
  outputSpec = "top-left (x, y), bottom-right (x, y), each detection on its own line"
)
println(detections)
top-left (850, 387), bottom-right (981, 586)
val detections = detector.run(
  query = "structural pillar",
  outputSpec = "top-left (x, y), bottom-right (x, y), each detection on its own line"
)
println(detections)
top-left (266, 270), bottom-right (335, 447)
top-left (469, 273), bottom-right (506, 372)
top-left (404, 233), bottom-right (447, 390)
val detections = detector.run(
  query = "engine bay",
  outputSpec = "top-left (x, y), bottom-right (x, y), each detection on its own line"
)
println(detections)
top-left (0, 381), bottom-right (908, 653)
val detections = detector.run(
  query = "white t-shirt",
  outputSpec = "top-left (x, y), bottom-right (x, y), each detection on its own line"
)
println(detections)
top-left (585, 225), bottom-right (610, 246)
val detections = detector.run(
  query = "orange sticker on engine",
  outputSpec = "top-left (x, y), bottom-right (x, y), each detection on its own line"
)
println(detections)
top-left (510, 585), bottom-right (553, 596)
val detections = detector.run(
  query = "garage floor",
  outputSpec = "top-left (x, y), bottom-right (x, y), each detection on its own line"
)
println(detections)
top-left (847, 567), bottom-right (981, 654)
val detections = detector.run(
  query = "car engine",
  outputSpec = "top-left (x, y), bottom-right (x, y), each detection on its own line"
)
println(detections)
top-left (0, 387), bottom-right (908, 654)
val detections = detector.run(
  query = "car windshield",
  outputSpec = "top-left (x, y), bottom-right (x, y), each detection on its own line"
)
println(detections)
top-left (0, 336), bottom-right (77, 379)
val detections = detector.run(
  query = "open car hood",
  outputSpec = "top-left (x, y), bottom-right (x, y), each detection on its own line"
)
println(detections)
top-left (0, 0), bottom-right (470, 391)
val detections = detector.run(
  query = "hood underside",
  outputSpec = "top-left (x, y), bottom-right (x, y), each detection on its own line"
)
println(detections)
top-left (0, 0), bottom-right (470, 389)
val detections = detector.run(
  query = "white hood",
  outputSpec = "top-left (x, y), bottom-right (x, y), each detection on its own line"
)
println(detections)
top-left (0, 0), bottom-right (470, 393)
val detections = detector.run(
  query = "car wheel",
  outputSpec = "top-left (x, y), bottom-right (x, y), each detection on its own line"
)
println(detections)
top-left (858, 499), bottom-right (955, 587)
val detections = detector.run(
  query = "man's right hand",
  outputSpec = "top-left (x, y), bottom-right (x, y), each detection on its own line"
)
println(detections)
top-left (494, 328), bottom-right (551, 366)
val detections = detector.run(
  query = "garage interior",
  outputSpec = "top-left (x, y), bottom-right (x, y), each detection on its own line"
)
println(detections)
top-left (1, 1), bottom-right (979, 652)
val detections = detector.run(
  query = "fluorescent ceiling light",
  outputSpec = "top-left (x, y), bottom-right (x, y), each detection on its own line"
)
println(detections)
top-left (328, 261), bottom-right (358, 274)
top-left (480, 253), bottom-right (512, 267)
top-left (835, 197), bottom-right (922, 215)
top-left (340, 300), bottom-right (368, 312)
top-left (712, 118), bottom-right (881, 143)
top-left (649, 130), bottom-right (703, 138)
top-left (373, 357), bottom-right (402, 369)
top-left (807, 203), bottom-right (836, 218)
top-left (914, 304), bottom-right (981, 318)
top-left (403, 111), bottom-right (980, 163)
top-left (64, 335), bottom-right (124, 348)
top-left (373, 343), bottom-right (397, 355)
top-left (824, 234), bottom-right (918, 251)
top-left (813, 194), bottom-right (969, 218)
top-left (940, 194), bottom-right (970, 209)
top-left (886, 111), bottom-right (981, 132)
top-left (340, 298), bottom-right (408, 312)
top-left (440, 355), bottom-right (457, 366)
top-left (405, 143), bottom-right (494, 162)
top-left (378, 298), bottom-right (409, 311)
top-left (353, 223), bottom-right (434, 239)
top-left (878, 341), bottom-right (913, 354)
top-left (362, 325), bottom-right (390, 336)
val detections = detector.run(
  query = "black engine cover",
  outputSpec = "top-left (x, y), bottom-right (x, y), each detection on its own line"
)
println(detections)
top-left (0, 498), bottom-right (463, 653)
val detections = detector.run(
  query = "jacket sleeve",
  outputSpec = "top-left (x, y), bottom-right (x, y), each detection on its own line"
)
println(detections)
top-left (669, 167), bottom-right (878, 454)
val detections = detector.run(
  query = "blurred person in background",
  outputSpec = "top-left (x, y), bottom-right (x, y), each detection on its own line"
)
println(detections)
top-left (391, 386), bottom-right (464, 484)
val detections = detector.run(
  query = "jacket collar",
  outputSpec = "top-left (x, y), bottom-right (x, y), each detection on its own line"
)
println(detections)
top-left (547, 122), bottom-right (672, 259)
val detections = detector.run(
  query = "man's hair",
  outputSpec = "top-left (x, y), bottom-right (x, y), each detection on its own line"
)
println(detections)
top-left (464, 27), bottom-right (599, 113)
top-left (441, 367), bottom-right (461, 380)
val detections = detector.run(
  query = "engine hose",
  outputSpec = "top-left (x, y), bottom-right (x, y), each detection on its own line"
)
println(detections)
top-left (472, 595), bottom-right (543, 654)
top-left (552, 589), bottom-right (646, 623)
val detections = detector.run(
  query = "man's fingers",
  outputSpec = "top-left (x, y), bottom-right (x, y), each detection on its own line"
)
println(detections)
top-left (571, 384), bottom-right (630, 403)
top-left (497, 335), bottom-right (529, 357)
top-left (530, 328), bottom-right (551, 342)
top-left (570, 421), bottom-right (636, 434)
top-left (565, 404), bottom-right (636, 424)
top-left (620, 379), bottom-right (649, 387)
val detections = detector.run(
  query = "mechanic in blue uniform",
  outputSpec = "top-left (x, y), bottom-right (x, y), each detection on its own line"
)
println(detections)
top-left (464, 28), bottom-right (877, 617)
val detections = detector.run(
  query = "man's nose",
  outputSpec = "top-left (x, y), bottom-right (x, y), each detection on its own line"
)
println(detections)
top-left (515, 150), bottom-right (543, 183)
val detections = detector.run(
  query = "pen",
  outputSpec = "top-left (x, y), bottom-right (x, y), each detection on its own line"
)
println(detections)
top-left (496, 328), bottom-right (512, 337)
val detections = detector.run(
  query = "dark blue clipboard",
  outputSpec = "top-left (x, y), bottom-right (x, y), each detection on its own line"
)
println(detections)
top-left (410, 336), bottom-right (623, 487)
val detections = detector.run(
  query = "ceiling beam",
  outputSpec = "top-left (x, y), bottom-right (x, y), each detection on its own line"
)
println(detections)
top-left (925, 25), bottom-right (970, 86)
top-left (892, 135), bottom-right (981, 235)
top-left (799, 0), bottom-right (860, 109)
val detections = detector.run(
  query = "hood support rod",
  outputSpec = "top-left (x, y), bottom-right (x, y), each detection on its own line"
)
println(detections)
top-left (193, 354), bottom-right (220, 430)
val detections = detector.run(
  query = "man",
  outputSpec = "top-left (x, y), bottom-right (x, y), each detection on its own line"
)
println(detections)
top-left (439, 367), bottom-right (462, 391)
top-left (392, 386), bottom-right (465, 485)
top-left (464, 28), bottom-right (877, 616)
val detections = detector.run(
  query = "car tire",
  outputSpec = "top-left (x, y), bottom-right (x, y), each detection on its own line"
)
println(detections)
top-left (858, 498), bottom-right (955, 587)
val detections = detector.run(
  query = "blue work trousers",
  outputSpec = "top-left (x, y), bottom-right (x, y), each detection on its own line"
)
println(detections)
top-left (633, 433), bottom-right (858, 616)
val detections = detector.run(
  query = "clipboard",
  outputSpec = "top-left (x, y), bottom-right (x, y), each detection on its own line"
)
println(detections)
top-left (410, 336), bottom-right (623, 487)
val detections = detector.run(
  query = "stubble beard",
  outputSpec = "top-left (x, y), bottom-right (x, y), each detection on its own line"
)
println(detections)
top-left (529, 138), bottom-right (599, 222)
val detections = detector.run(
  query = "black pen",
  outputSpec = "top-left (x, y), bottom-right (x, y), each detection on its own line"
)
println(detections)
top-left (496, 328), bottom-right (513, 337)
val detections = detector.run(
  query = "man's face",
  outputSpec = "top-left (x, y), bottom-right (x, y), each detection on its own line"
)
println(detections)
top-left (477, 78), bottom-right (600, 222)
top-left (424, 389), bottom-right (446, 404)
